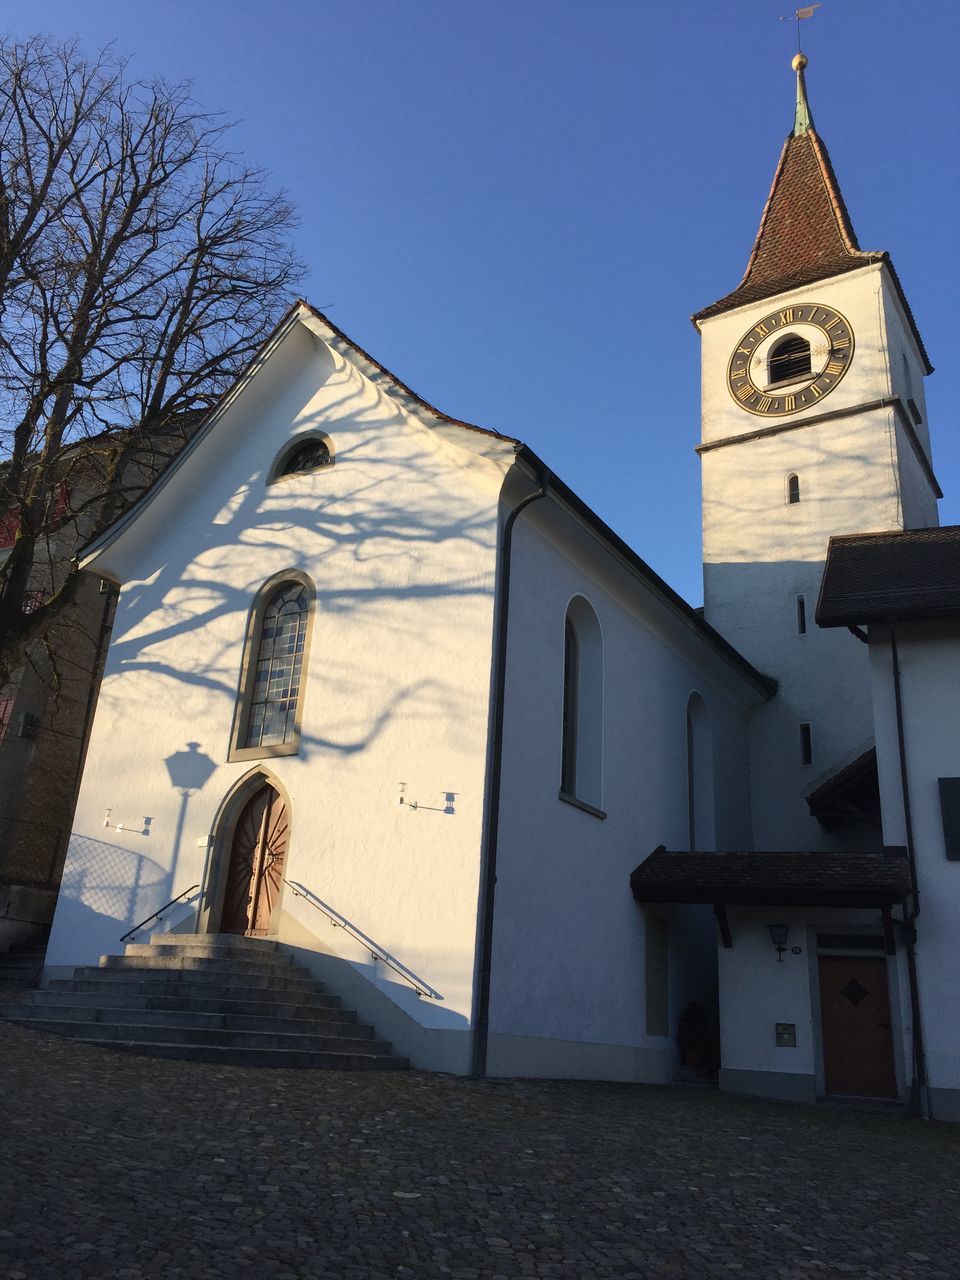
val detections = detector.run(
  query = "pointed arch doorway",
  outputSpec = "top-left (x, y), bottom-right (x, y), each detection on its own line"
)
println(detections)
top-left (220, 782), bottom-right (289, 935)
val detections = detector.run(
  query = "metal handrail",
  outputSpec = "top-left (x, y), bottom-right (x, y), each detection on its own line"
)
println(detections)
top-left (281, 878), bottom-right (442, 1000)
top-left (120, 884), bottom-right (200, 943)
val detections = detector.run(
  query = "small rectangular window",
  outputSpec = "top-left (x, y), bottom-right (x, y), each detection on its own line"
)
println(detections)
top-left (796, 594), bottom-right (807, 635)
top-left (800, 722), bottom-right (812, 767)
top-left (907, 398), bottom-right (923, 426)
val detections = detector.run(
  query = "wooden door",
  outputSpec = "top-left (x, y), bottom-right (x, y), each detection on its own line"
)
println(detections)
top-left (818, 955), bottom-right (897, 1098)
top-left (221, 784), bottom-right (289, 935)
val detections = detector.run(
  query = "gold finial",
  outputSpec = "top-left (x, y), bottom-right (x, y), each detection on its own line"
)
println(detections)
top-left (792, 52), bottom-right (808, 71)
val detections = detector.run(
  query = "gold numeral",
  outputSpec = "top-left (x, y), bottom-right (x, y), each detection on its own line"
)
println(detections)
top-left (736, 383), bottom-right (754, 401)
top-left (826, 360), bottom-right (845, 376)
top-left (756, 396), bottom-right (773, 412)
top-left (784, 395), bottom-right (796, 412)
top-left (825, 317), bottom-right (843, 331)
top-left (778, 309), bottom-right (794, 325)
top-left (732, 366), bottom-right (748, 379)
top-left (754, 323), bottom-right (769, 339)
top-left (810, 383), bottom-right (823, 398)
top-left (737, 345), bottom-right (753, 356)
top-left (832, 338), bottom-right (850, 349)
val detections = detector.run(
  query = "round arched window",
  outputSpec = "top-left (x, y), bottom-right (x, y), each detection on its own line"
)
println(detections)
top-left (279, 438), bottom-right (332, 478)
top-left (768, 335), bottom-right (811, 385)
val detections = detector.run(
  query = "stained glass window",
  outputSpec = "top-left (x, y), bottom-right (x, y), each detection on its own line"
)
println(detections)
top-left (280, 439), bottom-right (331, 477)
top-left (243, 583), bottom-right (309, 749)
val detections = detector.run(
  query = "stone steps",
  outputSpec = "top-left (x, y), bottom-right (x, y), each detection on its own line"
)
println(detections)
top-left (1, 933), bottom-right (407, 1071)
top-left (13, 1018), bottom-right (391, 1054)
top-left (18, 989), bottom-right (349, 1018)
top-left (102, 1043), bottom-right (409, 1070)
top-left (61, 970), bottom-right (323, 995)
top-left (5, 1002), bottom-right (368, 1035)
top-left (0, 943), bottom-right (47, 993)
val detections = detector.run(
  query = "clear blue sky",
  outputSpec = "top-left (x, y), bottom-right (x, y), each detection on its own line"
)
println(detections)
top-left (11, 2), bottom-right (960, 605)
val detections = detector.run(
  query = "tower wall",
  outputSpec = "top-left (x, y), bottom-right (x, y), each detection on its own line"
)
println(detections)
top-left (699, 264), bottom-right (939, 849)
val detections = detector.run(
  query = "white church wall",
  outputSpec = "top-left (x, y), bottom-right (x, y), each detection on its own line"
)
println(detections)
top-left (46, 319), bottom-right (511, 1044)
top-left (868, 620), bottom-right (960, 1120)
top-left (485, 501), bottom-right (759, 1081)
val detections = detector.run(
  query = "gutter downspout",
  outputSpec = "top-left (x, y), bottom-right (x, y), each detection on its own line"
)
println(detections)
top-left (56, 578), bottom-right (117, 883)
top-left (890, 622), bottom-right (930, 1118)
top-left (471, 469), bottom-right (548, 1080)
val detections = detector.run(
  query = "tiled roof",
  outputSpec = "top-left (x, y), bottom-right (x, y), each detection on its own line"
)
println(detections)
top-left (817, 526), bottom-right (960, 626)
top-left (694, 130), bottom-right (881, 323)
top-left (692, 128), bottom-right (932, 373)
top-left (629, 847), bottom-right (910, 908)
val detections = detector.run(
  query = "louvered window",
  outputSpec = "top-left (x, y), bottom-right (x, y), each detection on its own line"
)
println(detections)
top-left (769, 335), bottom-right (811, 385)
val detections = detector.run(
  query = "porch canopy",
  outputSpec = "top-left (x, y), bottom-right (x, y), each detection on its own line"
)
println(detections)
top-left (630, 848), bottom-right (911, 952)
top-left (630, 847), bottom-right (911, 909)
top-left (806, 748), bottom-right (881, 831)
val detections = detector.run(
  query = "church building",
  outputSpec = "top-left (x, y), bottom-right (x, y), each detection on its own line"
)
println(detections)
top-left (29, 57), bottom-right (960, 1119)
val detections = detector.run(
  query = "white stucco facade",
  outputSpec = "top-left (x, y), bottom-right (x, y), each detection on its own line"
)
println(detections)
top-left (486, 495), bottom-right (761, 1079)
top-left (47, 310), bottom-right (514, 1071)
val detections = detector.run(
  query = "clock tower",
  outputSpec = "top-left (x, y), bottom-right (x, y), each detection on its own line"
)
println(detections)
top-left (694, 55), bottom-right (940, 850)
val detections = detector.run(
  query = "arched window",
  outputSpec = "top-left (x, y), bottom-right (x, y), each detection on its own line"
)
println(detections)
top-left (231, 575), bottom-right (314, 759)
top-left (686, 692), bottom-right (716, 851)
top-left (787, 473), bottom-right (800, 505)
top-left (269, 435), bottom-right (334, 483)
top-left (560, 596), bottom-right (603, 812)
top-left (768, 334), bottom-right (811, 385)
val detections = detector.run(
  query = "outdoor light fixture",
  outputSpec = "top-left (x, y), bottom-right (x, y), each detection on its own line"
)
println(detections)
top-left (768, 922), bottom-right (790, 962)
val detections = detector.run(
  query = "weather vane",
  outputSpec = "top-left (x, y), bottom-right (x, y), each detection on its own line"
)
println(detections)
top-left (781, 3), bottom-right (821, 54)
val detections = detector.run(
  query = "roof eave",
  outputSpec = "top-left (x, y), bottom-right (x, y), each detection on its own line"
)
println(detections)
top-left (514, 445), bottom-right (777, 700)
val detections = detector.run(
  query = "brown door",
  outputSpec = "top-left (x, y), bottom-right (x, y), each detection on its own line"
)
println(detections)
top-left (818, 955), bottom-right (897, 1098)
top-left (221, 784), bottom-right (289, 935)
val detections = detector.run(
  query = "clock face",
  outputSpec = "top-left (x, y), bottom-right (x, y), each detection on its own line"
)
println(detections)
top-left (726, 303), bottom-right (855, 417)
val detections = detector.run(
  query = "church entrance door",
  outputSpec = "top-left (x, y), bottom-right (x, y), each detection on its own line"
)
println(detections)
top-left (221, 784), bottom-right (289, 935)
top-left (818, 955), bottom-right (897, 1099)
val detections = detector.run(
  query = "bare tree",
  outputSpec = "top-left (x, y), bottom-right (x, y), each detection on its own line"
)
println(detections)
top-left (0, 35), bottom-right (302, 687)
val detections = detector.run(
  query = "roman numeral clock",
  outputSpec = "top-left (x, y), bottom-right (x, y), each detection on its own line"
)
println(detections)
top-left (726, 305), bottom-right (854, 416)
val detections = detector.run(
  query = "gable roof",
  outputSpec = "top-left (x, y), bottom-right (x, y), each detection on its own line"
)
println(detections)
top-left (692, 60), bottom-right (932, 373)
top-left (296, 300), bottom-right (514, 450)
top-left (817, 526), bottom-right (960, 626)
top-left (78, 300), bottom-right (518, 567)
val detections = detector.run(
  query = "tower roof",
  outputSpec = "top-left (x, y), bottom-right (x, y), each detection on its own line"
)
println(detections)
top-left (693, 57), bottom-right (932, 372)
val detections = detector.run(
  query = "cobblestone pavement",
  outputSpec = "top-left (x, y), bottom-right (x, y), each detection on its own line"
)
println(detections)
top-left (1, 1021), bottom-right (958, 1280)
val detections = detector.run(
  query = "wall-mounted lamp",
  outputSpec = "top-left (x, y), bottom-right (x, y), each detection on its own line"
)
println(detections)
top-left (768, 922), bottom-right (790, 962)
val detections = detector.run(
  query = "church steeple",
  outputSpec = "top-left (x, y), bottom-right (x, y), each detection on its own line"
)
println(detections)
top-left (792, 52), bottom-right (814, 135)
top-left (692, 56), bottom-right (931, 372)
